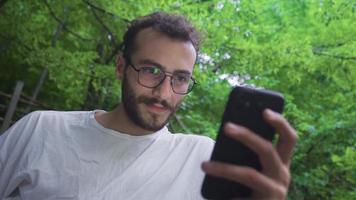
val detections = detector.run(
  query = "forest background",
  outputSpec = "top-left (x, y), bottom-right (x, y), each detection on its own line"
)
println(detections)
top-left (0, 0), bottom-right (355, 199)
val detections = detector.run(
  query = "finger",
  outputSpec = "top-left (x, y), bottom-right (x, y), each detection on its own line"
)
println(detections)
top-left (263, 109), bottom-right (298, 166)
top-left (224, 123), bottom-right (284, 178)
top-left (201, 161), bottom-right (287, 198)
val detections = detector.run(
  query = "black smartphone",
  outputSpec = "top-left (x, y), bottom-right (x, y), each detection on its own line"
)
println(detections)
top-left (201, 86), bottom-right (284, 199)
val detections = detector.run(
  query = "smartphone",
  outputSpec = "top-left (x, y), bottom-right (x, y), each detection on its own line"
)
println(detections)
top-left (201, 86), bottom-right (284, 199)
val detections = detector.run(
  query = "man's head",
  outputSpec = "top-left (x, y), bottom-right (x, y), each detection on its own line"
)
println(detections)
top-left (122, 12), bottom-right (201, 62)
top-left (117, 12), bottom-right (201, 132)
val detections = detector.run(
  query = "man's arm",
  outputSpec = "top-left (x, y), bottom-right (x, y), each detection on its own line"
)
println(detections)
top-left (0, 112), bottom-right (38, 198)
top-left (202, 109), bottom-right (297, 199)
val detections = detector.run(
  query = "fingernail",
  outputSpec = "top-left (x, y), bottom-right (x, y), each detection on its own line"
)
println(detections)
top-left (265, 108), bottom-right (272, 114)
top-left (225, 122), bottom-right (237, 129)
top-left (224, 123), bottom-right (244, 137)
top-left (225, 122), bottom-right (234, 129)
top-left (226, 122), bottom-right (243, 132)
top-left (264, 108), bottom-right (275, 117)
top-left (201, 161), bottom-right (211, 170)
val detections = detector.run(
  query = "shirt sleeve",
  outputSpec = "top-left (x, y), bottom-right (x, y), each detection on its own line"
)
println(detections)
top-left (0, 112), bottom-right (41, 198)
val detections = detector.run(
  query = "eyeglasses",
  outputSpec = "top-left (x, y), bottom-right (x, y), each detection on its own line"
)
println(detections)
top-left (127, 60), bottom-right (197, 95)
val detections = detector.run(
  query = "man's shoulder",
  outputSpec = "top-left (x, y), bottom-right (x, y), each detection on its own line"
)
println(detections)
top-left (1, 110), bottom-right (93, 152)
top-left (8, 110), bottom-right (92, 133)
top-left (169, 132), bottom-right (215, 147)
top-left (165, 133), bottom-right (215, 161)
top-left (28, 110), bottom-right (90, 117)
top-left (25, 110), bottom-right (91, 122)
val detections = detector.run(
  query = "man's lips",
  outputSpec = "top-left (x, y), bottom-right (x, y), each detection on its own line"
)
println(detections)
top-left (146, 103), bottom-right (169, 113)
top-left (137, 96), bottom-right (174, 114)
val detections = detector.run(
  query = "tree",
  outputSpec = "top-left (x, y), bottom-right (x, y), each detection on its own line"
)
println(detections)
top-left (0, 0), bottom-right (355, 199)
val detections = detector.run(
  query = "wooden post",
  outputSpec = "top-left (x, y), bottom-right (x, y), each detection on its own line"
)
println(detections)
top-left (24, 67), bottom-right (48, 113)
top-left (1, 81), bottom-right (24, 133)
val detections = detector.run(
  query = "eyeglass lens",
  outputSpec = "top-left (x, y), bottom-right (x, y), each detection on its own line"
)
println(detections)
top-left (137, 67), bottom-right (194, 94)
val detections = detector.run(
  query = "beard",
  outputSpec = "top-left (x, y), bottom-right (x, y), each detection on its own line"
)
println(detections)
top-left (121, 74), bottom-right (181, 132)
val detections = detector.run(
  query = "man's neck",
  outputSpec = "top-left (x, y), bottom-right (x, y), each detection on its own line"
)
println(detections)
top-left (94, 104), bottom-right (155, 136)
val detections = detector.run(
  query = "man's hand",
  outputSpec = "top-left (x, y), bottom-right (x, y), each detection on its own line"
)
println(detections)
top-left (202, 109), bottom-right (297, 199)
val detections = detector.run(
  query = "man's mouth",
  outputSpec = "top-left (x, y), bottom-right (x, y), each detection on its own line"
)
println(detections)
top-left (138, 96), bottom-right (174, 112)
top-left (152, 103), bottom-right (165, 108)
top-left (146, 102), bottom-right (170, 113)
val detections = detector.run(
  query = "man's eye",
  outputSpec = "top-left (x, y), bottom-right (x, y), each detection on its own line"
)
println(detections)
top-left (174, 74), bottom-right (190, 83)
top-left (141, 67), bottom-right (161, 75)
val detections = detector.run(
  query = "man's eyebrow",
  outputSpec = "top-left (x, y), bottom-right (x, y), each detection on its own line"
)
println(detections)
top-left (139, 59), bottom-right (166, 70)
top-left (138, 59), bottom-right (192, 75)
top-left (174, 70), bottom-right (191, 75)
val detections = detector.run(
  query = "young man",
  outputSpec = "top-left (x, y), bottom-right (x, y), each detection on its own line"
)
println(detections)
top-left (0, 12), bottom-right (297, 199)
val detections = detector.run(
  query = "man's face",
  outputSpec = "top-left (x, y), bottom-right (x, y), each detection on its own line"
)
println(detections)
top-left (120, 28), bottom-right (196, 132)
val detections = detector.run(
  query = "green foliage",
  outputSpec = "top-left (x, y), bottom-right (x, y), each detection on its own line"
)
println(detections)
top-left (0, 0), bottom-right (355, 199)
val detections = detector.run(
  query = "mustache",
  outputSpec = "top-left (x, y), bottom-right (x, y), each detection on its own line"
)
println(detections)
top-left (137, 96), bottom-right (174, 111)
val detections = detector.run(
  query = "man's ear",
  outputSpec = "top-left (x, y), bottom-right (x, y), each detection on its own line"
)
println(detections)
top-left (116, 53), bottom-right (126, 80)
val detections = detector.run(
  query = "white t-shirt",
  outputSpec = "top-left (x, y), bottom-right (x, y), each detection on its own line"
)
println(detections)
top-left (0, 110), bottom-right (215, 200)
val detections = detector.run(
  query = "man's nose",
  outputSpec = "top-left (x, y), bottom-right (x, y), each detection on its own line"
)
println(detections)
top-left (152, 76), bottom-right (173, 99)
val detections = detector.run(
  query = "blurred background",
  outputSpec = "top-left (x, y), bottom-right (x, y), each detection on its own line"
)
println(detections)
top-left (0, 0), bottom-right (355, 199)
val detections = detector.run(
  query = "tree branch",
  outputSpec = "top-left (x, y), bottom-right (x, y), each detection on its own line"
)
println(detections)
top-left (173, 114), bottom-right (192, 133)
top-left (312, 41), bottom-right (356, 60)
top-left (88, 4), bottom-right (117, 46)
top-left (0, 0), bottom-right (9, 10)
top-left (43, 0), bottom-right (92, 41)
top-left (304, 134), bottom-right (328, 156)
top-left (104, 43), bottom-right (123, 64)
top-left (0, 32), bottom-right (33, 55)
top-left (0, 40), bottom-right (10, 52)
top-left (313, 51), bottom-right (356, 61)
top-left (82, 0), bottom-right (129, 64)
top-left (82, 0), bottom-right (130, 23)
top-left (84, 0), bottom-right (123, 64)
top-left (0, 91), bottom-right (53, 109)
top-left (51, 7), bottom-right (68, 47)
top-left (320, 167), bottom-right (355, 191)
top-left (313, 42), bottom-right (348, 50)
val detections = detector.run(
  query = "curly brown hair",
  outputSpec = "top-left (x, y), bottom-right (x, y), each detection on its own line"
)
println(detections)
top-left (122, 12), bottom-right (201, 61)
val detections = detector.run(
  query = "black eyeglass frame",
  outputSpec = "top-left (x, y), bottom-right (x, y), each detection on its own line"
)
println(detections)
top-left (125, 58), bottom-right (197, 95)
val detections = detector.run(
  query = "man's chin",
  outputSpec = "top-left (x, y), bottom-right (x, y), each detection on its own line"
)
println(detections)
top-left (140, 113), bottom-right (170, 132)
